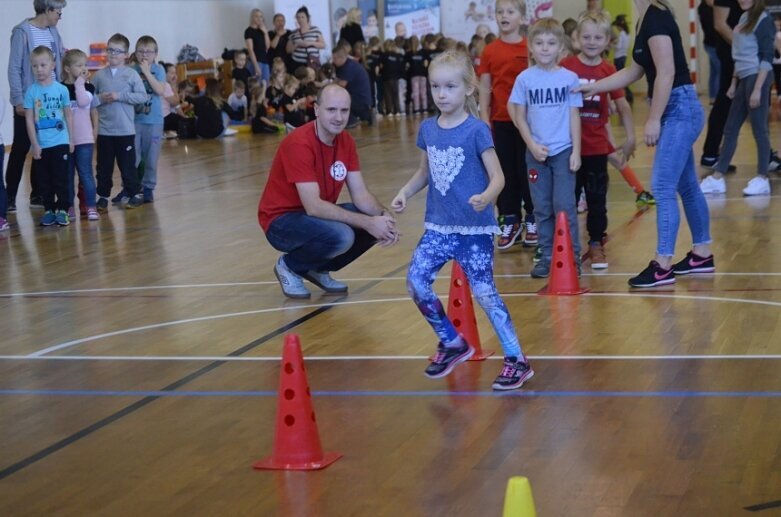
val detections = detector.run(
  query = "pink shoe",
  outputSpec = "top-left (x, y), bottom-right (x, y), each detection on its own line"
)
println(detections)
top-left (0, 217), bottom-right (9, 231)
top-left (86, 208), bottom-right (100, 221)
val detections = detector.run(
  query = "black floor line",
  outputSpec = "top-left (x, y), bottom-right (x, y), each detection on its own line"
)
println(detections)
top-left (0, 263), bottom-right (408, 481)
top-left (744, 500), bottom-right (781, 512)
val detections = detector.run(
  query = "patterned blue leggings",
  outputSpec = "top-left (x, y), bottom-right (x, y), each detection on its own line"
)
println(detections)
top-left (406, 230), bottom-right (523, 358)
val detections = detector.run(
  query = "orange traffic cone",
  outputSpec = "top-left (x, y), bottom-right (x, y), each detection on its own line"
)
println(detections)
top-left (447, 261), bottom-right (494, 360)
top-left (538, 211), bottom-right (590, 296)
top-left (253, 334), bottom-right (342, 471)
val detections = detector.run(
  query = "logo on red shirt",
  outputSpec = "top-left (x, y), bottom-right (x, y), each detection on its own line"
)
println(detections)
top-left (330, 161), bottom-right (347, 181)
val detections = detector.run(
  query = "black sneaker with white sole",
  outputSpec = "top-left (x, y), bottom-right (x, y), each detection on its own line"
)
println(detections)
top-left (628, 260), bottom-right (675, 288)
top-left (672, 251), bottom-right (715, 275)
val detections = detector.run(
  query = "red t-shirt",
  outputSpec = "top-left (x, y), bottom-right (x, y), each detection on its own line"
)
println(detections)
top-left (258, 121), bottom-right (360, 232)
top-left (478, 38), bottom-right (528, 122)
top-left (560, 56), bottom-right (625, 156)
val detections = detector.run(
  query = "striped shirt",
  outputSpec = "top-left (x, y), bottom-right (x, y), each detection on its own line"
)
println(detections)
top-left (289, 26), bottom-right (323, 65)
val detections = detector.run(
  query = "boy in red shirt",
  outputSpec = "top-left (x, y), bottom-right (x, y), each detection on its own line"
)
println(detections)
top-left (561, 10), bottom-right (635, 269)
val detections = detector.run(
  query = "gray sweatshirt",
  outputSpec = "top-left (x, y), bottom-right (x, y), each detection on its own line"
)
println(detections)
top-left (92, 66), bottom-right (148, 136)
top-left (732, 11), bottom-right (776, 79)
top-left (7, 19), bottom-right (65, 108)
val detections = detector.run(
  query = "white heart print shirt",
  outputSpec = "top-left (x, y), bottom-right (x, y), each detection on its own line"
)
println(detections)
top-left (416, 115), bottom-right (500, 235)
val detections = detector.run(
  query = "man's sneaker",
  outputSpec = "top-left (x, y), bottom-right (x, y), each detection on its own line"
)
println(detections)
top-left (589, 242), bottom-right (608, 269)
top-left (635, 191), bottom-right (655, 207)
top-left (700, 175), bottom-right (726, 194)
top-left (126, 194), bottom-right (144, 208)
top-left (628, 260), bottom-right (675, 288)
top-left (86, 208), bottom-right (100, 221)
top-left (55, 210), bottom-right (69, 226)
top-left (523, 220), bottom-right (538, 246)
top-left (302, 271), bottom-right (348, 294)
top-left (39, 210), bottom-right (56, 226)
top-left (497, 215), bottom-right (523, 249)
top-left (672, 251), bottom-right (715, 275)
top-left (0, 217), bottom-right (9, 231)
top-left (96, 197), bottom-right (109, 213)
top-left (701, 155), bottom-right (736, 172)
top-left (532, 246), bottom-right (543, 263)
top-left (274, 256), bottom-right (311, 299)
top-left (7, 201), bottom-right (16, 213)
top-left (143, 187), bottom-right (154, 203)
top-left (531, 259), bottom-right (550, 278)
top-left (424, 339), bottom-right (474, 379)
top-left (743, 176), bottom-right (770, 196)
top-left (111, 190), bottom-right (129, 205)
top-left (29, 196), bottom-right (44, 209)
top-left (577, 191), bottom-right (587, 213)
top-left (492, 356), bottom-right (534, 391)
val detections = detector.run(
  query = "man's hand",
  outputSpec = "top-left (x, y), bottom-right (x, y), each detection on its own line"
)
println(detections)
top-left (366, 214), bottom-right (398, 241)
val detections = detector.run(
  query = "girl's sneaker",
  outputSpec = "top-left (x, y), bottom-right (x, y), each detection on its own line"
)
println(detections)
top-left (40, 210), bottom-right (57, 226)
top-left (424, 339), bottom-right (474, 379)
top-left (628, 261), bottom-right (675, 288)
top-left (672, 251), bottom-right (715, 275)
top-left (577, 192), bottom-right (588, 213)
top-left (0, 217), bottom-right (9, 231)
top-left (86, 208), bottom-right (100, 221)
top-left (635, 191), bottom-right (656, 207)
top-left (492, 357), bottom-right (534, 391)
top-left (55, 210), bottom-right (70, 226)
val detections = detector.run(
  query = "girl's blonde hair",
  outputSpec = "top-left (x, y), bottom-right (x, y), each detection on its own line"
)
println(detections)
top-left (428, 50), bottom-right (480, 118)
top-left (346, 7), bottom-right (362, 25)
top-left (204, 78), bottom-right (224, 108)
top-left (61, 49), bottom-right (87, 82)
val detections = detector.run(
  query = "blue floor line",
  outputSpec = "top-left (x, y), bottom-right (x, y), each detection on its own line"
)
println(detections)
top-left (1, 389), bottom-right (781, 398)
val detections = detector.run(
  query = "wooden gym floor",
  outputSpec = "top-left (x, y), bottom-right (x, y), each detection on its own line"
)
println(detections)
top-left (1, 100), bottom-right (780, 516)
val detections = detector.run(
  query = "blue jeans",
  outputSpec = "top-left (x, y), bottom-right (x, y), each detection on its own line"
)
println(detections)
top-left (135, 123), bottom-right (164, 190)
top-left (264, 203), bottom-right (377, 274)
top-left (68, 144), bottom-right (97, 209)
top-left (526, 146), bottom-right (580, 262)
top-left (651, 85), bottom-right (710, 257)
top-left (704, 44), bottom-right (721, 100)
top-left (407, 231), bottom-right (522, 358)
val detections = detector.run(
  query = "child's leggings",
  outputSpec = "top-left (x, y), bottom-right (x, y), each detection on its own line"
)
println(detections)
top-left (406, 230), bottom-right (522, 358)
top-left (410, 76), bottom-right (427, 112)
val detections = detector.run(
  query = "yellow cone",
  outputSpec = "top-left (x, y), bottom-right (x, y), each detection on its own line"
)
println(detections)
top-left (502, 476), bottom-right (537, 517)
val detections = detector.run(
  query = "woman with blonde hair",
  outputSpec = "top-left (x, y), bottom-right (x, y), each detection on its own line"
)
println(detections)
top-left (340, 7), bottom-right (365, 47)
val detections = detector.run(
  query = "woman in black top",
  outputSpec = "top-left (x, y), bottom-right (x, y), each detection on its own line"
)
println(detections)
top-left (577, 0), bottom-right (714, 288)
top-left (339, 8), bottom-right (365, 48)
top-left (245, 9), bottom-right (271, 84)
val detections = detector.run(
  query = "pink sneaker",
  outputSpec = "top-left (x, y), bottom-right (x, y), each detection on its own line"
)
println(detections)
top-left (86, 208), bottom-right (100, 221)
top-left (0, 217), bottom-right (9, 231)
top-left (67, 207), bottom-right (76, 219)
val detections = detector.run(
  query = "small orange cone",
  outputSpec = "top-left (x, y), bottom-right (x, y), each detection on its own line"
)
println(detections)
top-left (447, 261), bottom-right (494, 360)
top-left (538, 211), bottom-right (590, 296)
top-left (253, 334), bottom-right (342, 471)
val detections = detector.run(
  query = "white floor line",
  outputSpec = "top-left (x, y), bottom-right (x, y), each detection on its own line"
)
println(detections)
top-left (3, 272), bottom-right (781, 298)
top-left (1, 354), bottom-right (780, 362)
top-left (20, 292), bottom-right (781, 358)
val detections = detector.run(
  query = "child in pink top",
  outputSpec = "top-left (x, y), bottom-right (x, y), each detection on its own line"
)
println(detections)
top-left (62, 49), bottom-right (99, 220)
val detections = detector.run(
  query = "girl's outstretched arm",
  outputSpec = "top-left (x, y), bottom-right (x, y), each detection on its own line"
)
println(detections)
top-left (391, 150), bottom-right (429, 212)
top-left (470, 147), bottom-right (504, 212)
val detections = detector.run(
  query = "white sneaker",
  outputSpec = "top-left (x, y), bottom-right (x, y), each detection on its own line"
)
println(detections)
top-left (274, 256), bottom-right (311, 299)
top-left (743, 176), bottom-right (770, 196)
top-left (700, 175), bottom-right (726, 194)
top-left (222, 128), bottom-right (238, 136)
top-left (302, 271), bottom-right (348, 294)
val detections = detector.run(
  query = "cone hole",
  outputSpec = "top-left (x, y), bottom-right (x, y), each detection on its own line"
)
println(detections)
top-left (556, 261), bottom-right (564, 269)
top-left (557, 228), bottom-right (564, 236)
top-left (453, 299), bottom-right (462, 308)
top-left (284, 389), bottom-right (295, 400)
top-left (453, 318), bottom-right (462, 328)
top-left (284, 415), bottom-right (295, 426)
top-left (284, 363), bottom-right (294, 374)
top-left (454, 278), bottom-right (463, 287)
top-left (557, 245), bottom-right (564, 252)
top-left (311, 412), bottom-right (316, 422)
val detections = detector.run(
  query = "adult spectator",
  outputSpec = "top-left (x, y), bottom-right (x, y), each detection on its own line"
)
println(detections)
top-left (7, 0), bottom-right (67, 212)
top-left (332, 45), bottom-right (372, 127)
top-left (698, 0), bottom-right (721, 103)
top-left (268, 13), bottom-right (294, 72)
top-left (340, 8), bottom-right (366, 48)
top-left (287, 6), bottom-right (326, 69)
top-left (258, 84), bottom-right (398, 299)
top-left (245, 8), bottom-right (271, 84)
